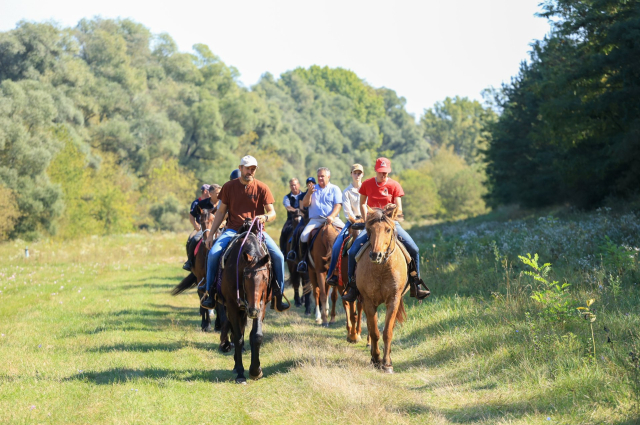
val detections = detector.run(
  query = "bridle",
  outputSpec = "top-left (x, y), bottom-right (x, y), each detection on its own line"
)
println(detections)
top-left (235, 216), bottom-right (270, 309)
top-left (367, 219), bottom-right (397, 264)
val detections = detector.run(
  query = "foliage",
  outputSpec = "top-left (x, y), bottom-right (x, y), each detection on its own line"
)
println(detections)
top-left (421, 96), bottom-right (497, 165)
top-left (598, 235), bottom-right (636, 275)
top-left (519, 253), bottom-right (573, 322)
top-left (0, 184), bottom-right (20, 240)
top-left (486, 0), bottom-right (640, 208)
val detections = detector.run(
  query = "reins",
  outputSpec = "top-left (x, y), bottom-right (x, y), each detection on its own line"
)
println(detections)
top-left (235, 216), bottom-right (267, 309)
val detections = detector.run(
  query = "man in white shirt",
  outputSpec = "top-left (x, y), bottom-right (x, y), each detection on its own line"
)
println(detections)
top-left (296, 167), bottom-right (345, 273)
top-left (326, 164), bottom-right (364, 285)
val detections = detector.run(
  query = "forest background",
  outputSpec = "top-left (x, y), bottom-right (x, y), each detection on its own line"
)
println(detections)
top-left (0, 0), bottom-right (638, 241)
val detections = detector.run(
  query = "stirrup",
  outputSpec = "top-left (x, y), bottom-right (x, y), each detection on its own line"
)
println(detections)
top-left (296, 261), bottom-right (308, 273)
top-left (342, 285), bottom-right (359, 303)
top-left (409, 278), bottom-right (430, 300)
top-left (200, 291), bottom-right (215, 309)
top-left (286, 250), bottom-right (297, 261)
top-left (274, 293), bottom-right (291, 312)
top-left (326, 274), bottom-right (339, 287)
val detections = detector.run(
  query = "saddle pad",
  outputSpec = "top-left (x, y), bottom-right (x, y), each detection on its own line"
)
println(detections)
top-left (355, 239), bottom-right (411, 264)
top-left (194, 239), bottom-right (204, 257)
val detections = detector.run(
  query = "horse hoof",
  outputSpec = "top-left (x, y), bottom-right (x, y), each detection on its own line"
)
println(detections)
top-left (382, 365), bottom-right (394, 374)
top-left (235, 377), bottom-right (247, 385)
top-left (366, 344), bottom-right (371, 348)
top-left (219, 342), bottom-right (232, 353)
top-left (250, 369), bottom-right (263, 380)
top-left (322, 323), bottom-right (329, 328)
top-left (201, 325), bottom-right (212, 333)
top-left (315, 319), bottom-right (322, 325)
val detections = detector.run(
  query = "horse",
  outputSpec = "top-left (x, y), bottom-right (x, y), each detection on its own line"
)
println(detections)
top-left (307, 221), bottom-right (341, 327)
top-left (356, 205), bottom-right (407, 373)
top-left (218, 220), bottom-right (273, 384)
top-left (338, 217), bottom-right (368, 344)
top-left (172, 206), bottom-right (219, 332)
top-left (285, 213), bottom-right (313, 315)
top-left (282, 209), bottom-right (310, 309)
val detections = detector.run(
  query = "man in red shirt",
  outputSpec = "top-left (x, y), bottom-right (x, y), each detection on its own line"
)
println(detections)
top-left (200, 155), bottom-right (290, 312)
top-left (342, 157), bottom-right (430, 302)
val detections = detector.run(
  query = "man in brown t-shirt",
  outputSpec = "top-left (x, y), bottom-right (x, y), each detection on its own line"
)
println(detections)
top-left (201, 155), bottom-right (290, 312)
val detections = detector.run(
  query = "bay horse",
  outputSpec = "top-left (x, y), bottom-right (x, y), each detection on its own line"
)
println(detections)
top-left (218, 220), bottom-right (273, 384)
top-left (356, 205), bottom-right (407, 373)
top-left (307, 221), bottom-right (341, 327)
top-left (338, 217), bottom-right (367, 344)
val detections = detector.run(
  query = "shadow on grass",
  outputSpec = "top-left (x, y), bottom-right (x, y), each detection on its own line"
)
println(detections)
top-left (397, 400), bottom-right (539, 423)
top-left (65, 359), bottom-right (297, 384)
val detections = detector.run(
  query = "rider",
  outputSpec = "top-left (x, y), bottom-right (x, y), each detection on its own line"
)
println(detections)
top-left (183, 184), bottom-right (212, 271)
top-left (326, 164), bottom-right (364, 285)
top-left (296, 167), bottom-right (345, 273)
top-left (280, 178), bottom-right (302, 254)
top-left (342, 157), bottom-right (430, 302)
top-left (200, 155), bottom-right (290, 312)
top-left (286, 177), bottom-right (315, 262)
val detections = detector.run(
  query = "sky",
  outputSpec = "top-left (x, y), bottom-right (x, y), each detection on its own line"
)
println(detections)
top-left (0, 0), bottom-right (551, 118)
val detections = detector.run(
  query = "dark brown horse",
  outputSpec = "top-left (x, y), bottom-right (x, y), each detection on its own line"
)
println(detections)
top-left (307, 222), bottom-right (341, 327)
top-left (357, 205), bottom-right (407, 373)
top-left (218, 228), bottom-right (272, 384)
top-left (172, 206), bottom-right (217, 331)
top-left (285, 212), bottom-right (313, 315)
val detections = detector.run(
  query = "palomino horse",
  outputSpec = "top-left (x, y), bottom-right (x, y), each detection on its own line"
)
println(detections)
top-left (307, 222), bottom-right (341, 327)
top-left (172, 207), bottom-right (218, 332)
top-left (356, 205), bottom-right (407, 373)
top-left (218, 220), bottom-right (273, 384)
top-left (338, 217), bottom-right (367, 344)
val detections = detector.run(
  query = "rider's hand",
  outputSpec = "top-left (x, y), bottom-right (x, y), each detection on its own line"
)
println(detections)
top-left (326, 216), bottom-right (334, 225)
top-left (205, 236), bottom-right (214, 250)
top-left (308, 182), bottom-right (316, 193)
top-left (258, 215), bottom-right (267, 225)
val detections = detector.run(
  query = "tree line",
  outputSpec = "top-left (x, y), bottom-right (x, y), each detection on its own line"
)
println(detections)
top-left (485, 0), bottom-right (640, 208)
top-left (0, 18), bottom-right (493, 240)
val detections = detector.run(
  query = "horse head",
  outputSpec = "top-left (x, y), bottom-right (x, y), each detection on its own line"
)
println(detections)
top-left (365, 204), bottom-right (399, 264)
top-left (199, 207), bottom-right (214, 232)
top-left (293, 208), bottom-right (304, 224)
top-left (241, 236), bottom-right (271, 320)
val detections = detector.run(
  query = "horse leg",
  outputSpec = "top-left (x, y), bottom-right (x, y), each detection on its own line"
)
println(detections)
top-left (328, 285), bottom-right (338, 325)
top-left (363, 301), bottom-right (381, 367)
top-left (218, 304), bottom-right (232, 352)
top-left (200, 306), bottom-right (211, 332)
top-left (313, 281), bottom-right (322, 325)
top-left (291, 270), bottom-right (302, 307)
top-left (316, 271), bottom-right (329, 327)
top-left (230, 310), bottom-right (247, 384)
top-left (356, 299), bottom-right (367, 345)
top-left (303, 288), bottom-right (312, 316)
top-left (214, 301), bottom-right (224, 332)
top-left (381, 298), bottom-right (400, 373)
top-left (249, 317), bottom-right (264, 380)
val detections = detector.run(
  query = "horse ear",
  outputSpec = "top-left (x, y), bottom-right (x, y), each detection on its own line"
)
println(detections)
top-left (385, 204), bottom-right (399, 219)
top-left (255, 255), bottom-right (270, 269)
top-left (243, 252), bottom-right (253, 263)
top-left (366, 205), bottom-right (375, 215)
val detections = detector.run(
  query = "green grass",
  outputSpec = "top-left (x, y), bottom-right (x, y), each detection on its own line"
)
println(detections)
top-left (1, 221), bottom-right (638, 424)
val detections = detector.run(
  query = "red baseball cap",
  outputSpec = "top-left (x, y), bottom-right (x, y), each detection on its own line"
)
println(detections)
top-left (375, 157), bottom-right (391, 173)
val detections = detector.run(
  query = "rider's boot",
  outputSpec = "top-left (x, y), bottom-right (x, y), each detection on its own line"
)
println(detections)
top-left (200, 291), bottom-right (215, 309)
top-left (182, 260), bottom-right (192, 271)
top-left (296, 242), bottom-right (309, 273)
top-left (271, 283), bottom-right (291, 312)
top-left (326, 273), bottom-right (339, 286)
top-left (409, 272), bottom-right (431, 300)
top-left (341, 276), bottom-right (359, 302)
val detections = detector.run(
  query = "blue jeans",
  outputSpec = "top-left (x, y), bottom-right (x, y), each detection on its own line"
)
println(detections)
top-left (327, 221), bottom-right (352, 278)
top-left (205, 229), bottom-right (285, 294)
top-left (347, 223), bottom-right (420, 280)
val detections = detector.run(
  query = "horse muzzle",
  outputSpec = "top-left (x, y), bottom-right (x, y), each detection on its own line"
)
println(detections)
top-left (369, 251), bottom-right (385, 264)
top-left (247, 307), bottom-right (260, 319)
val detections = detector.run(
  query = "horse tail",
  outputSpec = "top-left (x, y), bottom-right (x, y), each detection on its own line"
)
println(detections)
top-left (171, 273), bottom-right (198, 296)
top-left (395, 298), bottom-right (407, 326)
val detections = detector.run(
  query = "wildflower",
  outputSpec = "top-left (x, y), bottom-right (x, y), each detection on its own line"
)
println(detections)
top-left (60, 286), bottom-right (64, 289)
top-left (516, 330), bottom-right (519, 332)
top-left (37, 344), bottom-right (41, 348)
top-left (1, 334), bottom-right (4, 337)
top-left (30, 405), bottom-right (36, 410)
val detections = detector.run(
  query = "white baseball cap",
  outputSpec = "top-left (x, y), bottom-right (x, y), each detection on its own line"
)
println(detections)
top-left (240, 155), bottom-right (258, 167)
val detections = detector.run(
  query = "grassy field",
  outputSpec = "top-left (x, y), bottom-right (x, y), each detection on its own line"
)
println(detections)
top-left (1, 209), bottom-right (639, 424)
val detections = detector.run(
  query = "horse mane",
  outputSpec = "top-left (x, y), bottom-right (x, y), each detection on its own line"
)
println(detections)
top-left (365, 208), bottom-right (394, 230)
top-left (240, 232), bottom-right (265, 263)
